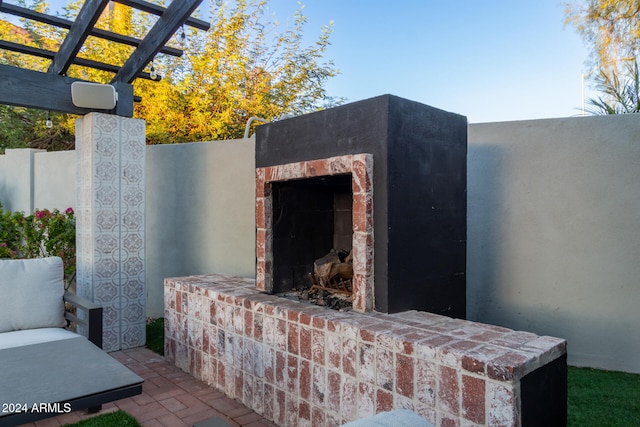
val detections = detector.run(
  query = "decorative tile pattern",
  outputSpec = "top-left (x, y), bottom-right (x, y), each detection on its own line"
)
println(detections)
top-left (76, 113), bottom-right (146, 351)
top-left (165, 275), bottom-right (567, 427)
top-left (256, 154), bottom-right (374, 312)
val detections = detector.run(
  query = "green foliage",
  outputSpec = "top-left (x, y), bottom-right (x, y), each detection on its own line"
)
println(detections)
top-left (0, 106), bottom-right (74, 154)
top-left (0, 204), bottom-right (76, 289)
top-left (586, 59), bottom-right (640, 114)
top-left (146, 318), bottom-right (165, 355)
top-left (0, 202), bottom-right (26, 258)
top-left (24, 207), bottom-right (76, 285)
top-left (0, 2), bottom-right (76, 153)
top-left (568, 366), bottom-right (640, 426)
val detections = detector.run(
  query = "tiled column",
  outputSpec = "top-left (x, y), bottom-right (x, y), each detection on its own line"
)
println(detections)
top-left (76, 113), bottom-right (146, 352)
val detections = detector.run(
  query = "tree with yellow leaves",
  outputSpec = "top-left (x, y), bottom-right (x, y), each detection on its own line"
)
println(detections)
top-left (566, 0), bottom-right (640, 114)
top-left (565, 0), bottom-right (640, 73)
top-left (0, 0), bottom-right (341, 149)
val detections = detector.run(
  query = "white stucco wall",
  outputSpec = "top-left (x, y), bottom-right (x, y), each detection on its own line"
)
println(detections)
top-left (145, 139), bottom-right (256, 318)
top-left (1, 148), bottom-right (75, 213)
top-left (468, 114), bottom-right (640, 373)
top-left (1, 148), bottom-right (44, 213)
top-left (34, 150), bottom-right (76, 211)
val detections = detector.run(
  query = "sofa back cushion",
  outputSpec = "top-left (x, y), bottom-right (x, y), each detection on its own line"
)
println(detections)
top-left (0, 257), bottom-right (66, 333)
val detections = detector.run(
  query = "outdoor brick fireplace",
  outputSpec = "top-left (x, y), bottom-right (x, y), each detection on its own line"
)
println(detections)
top-left (255, 95), bottom-right (467, 317)
top-left (165, 96), bottom-right (567, 426)
top-left (256, 153), bottom-right (374, 312)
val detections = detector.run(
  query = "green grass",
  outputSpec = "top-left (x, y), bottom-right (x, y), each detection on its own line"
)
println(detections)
top-left (146, 317), bottom-right (164, 355)
top-left (568, 366), bottom-right (640, 426)
top-left (62, 410), bottom-right (140, 427)
top-left (143, 318), bottom-right (640, 424)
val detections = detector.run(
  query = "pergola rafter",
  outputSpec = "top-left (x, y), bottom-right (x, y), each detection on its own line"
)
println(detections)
top-left (47, 0), bottom-right (111, 76)
top-left (0, 0), bottom-right (209, 117)
top-left (0, 38), bottom-right (154, 79)
top-left (113, 0), bottom-right (203, 84)
top-left (0, 2), bottom-right (183, 57)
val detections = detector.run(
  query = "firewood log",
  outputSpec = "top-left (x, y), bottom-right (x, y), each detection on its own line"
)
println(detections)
top-left (314, 249), bottom-right (353, 282)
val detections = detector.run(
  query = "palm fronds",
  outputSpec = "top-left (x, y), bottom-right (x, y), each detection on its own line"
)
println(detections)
top-left (586, 60), bottom-right (640, 114)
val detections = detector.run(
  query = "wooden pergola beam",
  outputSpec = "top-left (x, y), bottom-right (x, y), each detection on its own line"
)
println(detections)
top-left (0, 40), bottom-right (156, 81)
top-left (48, 0), bottom-right (111, 75)
top-left (114, 0), bottom-right (210, 31)
top-left (112, 0), bottom-right (204, 84)
top-left (0, 0), bottom-right (208, 116)
top-left (0, 63), bottom-right (134, 116)
top-left (0, 2), bottom-right (183, 57)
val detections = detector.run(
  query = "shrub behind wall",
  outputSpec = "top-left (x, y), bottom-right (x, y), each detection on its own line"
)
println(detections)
top-left (0, 203), bottom-right (76, 289)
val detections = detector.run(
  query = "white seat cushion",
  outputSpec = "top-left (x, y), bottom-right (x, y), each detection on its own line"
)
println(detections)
top-left (0, 257), bottom-right (66, 333)
top-left (0, 327), bottom-right (79, 350)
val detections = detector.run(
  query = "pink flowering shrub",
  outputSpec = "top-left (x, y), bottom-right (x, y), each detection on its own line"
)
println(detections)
top-left (0, 203), bottom-right (76, 289)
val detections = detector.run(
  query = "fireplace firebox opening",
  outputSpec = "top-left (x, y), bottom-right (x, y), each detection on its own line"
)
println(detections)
top-left (271, 174), bottom-right (353, 294)
top-left (256, 153), bottom-right (374, 312)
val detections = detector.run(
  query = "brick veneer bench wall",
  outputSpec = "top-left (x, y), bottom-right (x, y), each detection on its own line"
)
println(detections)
top-left (164, 275), bottom-right (567, 427)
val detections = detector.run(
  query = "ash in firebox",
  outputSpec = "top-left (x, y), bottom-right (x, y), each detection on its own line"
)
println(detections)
top-left (279, 249), bottom-right (355, 311)
top-left (279, 286), bottom-right (353, 311)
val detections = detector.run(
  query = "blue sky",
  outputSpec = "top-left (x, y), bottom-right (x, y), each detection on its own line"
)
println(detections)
top-left (5, 0), bottom-right (595, 123)
top-left (255, 0), bottom-right (595, 123)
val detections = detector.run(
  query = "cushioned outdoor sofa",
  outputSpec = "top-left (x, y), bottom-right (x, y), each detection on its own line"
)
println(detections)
top-left (0, 257), bottom-right (143, 426)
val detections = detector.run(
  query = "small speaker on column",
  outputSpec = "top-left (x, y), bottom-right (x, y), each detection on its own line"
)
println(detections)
top-left (71, 81), bottom-right (118, 110)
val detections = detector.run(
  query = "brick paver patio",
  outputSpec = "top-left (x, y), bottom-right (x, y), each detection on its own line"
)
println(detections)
top-left (20, 347), bottom-right (277, 427)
